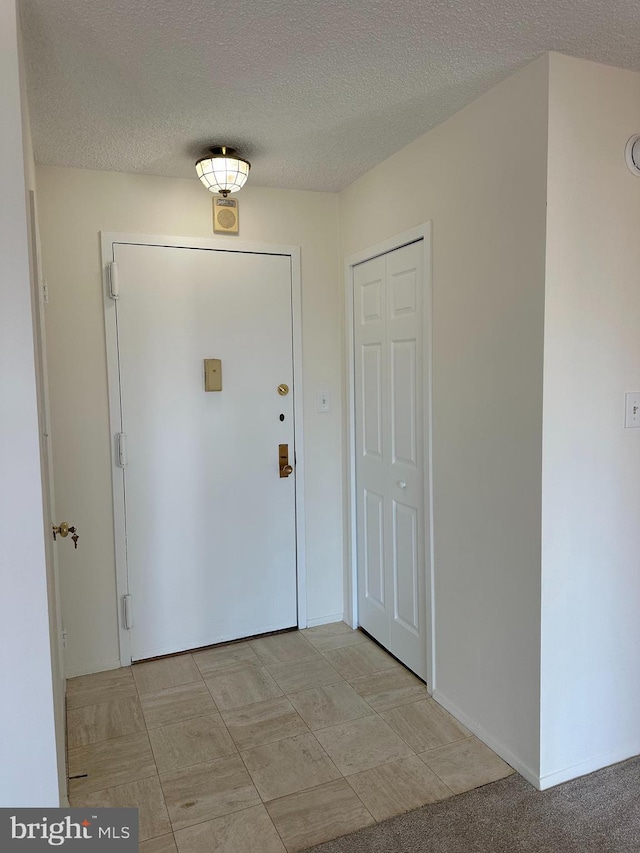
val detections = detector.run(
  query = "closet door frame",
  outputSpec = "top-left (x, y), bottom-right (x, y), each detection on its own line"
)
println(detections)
top-left (344, 222), bottom-right (435, 691)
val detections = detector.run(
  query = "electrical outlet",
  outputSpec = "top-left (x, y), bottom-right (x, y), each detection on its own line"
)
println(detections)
top-left (624, 392), bottom-right (640, 428)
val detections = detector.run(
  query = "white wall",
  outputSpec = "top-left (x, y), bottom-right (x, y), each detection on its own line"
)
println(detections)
top-left (0, 0), bottom-right (60, 805)
top-left (540, 54), bottom-right (640, 787)
top-left (339, 56), bottom-right (550, 782)
top-left (36, 168), bottom-right (344, 675)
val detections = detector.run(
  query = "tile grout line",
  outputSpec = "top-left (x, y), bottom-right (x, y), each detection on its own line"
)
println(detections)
top-left (224, 714), bottom-right (314, 754)
top-left (230, 723), bottom-right (293, 851)
top-left (137, 678), bottom-right (213, 701)
top-left (307, 728), bottom-right (348, 784)
top-left (134, 678), bottom-right (206, 696)
top-left (201, 673), bottom-right (286, 714)
top-left (341, 772), bottom-right (392, 825)
top-left (68, 768), bottom-right (160, 801)
top-left (347, 769), bottom-right (385, 825)
top-left (141, 712), bottom-right (229, 733)
top-left (417, 733), bottom-right (501, 793)
top-left (67, 722), bottom-right (155, 767)
top-left (139, 678), bottom-right (175, 846)
top-left (149, 743), bottom-right (241, 778)
top-left (236, 727), bottom-right (345, 804)
top-left (67, 696), bottom-right (146, 751)
top-left (371, 700), bottom-right (475, 762)
top-left (228, 697), bottom-right (313, 809)
top-left (342, 762), bottom-right (457, 821)
top-left (261, 802), bottom-right (290, 853)
top-left (371, 704), bottom-right (419, 756)
top-left (266, 777), bottom-right (378, 848)
top-left (168, 801), bottom-right (269, 844)
top-left (67, 728), bottom-right (149, 753)
top-left (66, 687), bottom-right (138, 712)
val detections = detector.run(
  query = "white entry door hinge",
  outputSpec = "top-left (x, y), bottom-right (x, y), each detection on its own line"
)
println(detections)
top-left (122, 594), bottom-right (133, 630)
top-left (108, 262), bottom-right (119, 300)
top-left (43, 281), bottom-right (49, 304)
top-left (116, 432), bottom-right (128, 467)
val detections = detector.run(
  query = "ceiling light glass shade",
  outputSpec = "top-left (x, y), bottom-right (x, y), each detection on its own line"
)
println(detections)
top-left (195, 146), bottom-right (251, 197)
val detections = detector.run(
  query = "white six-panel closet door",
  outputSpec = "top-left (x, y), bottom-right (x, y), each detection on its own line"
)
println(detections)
top-left (354, 240), bottom-right (427, 680)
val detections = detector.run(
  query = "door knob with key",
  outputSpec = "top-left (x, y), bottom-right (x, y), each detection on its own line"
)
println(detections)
top-left (279, 444), bottom-right (293, 478)
top-left (52, 522), bottom-right (79, 548)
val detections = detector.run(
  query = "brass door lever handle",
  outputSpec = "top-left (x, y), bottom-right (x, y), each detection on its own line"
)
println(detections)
top-left (279, 444), bottom-right (293, 478)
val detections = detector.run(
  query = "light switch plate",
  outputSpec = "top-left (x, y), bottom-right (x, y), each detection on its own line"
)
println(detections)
top-left (318, 391), bottom-right (331, 413)
top-left (624, 392), bottom-right (640, 428)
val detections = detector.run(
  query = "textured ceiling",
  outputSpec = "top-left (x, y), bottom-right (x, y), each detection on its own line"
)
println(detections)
top-left (19, 0), bottom-right (640, 192)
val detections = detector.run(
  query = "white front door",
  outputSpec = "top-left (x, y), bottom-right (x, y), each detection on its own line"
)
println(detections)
top-left (354, 240), bottom-right (428, 680)
top-left (113, 243), bottom-right (298, 660)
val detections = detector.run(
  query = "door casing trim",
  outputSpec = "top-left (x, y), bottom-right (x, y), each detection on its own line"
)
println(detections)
top-left (343, 222), bottom-right (435, 691)
top-left (101, 231), bottom-right (306, 667)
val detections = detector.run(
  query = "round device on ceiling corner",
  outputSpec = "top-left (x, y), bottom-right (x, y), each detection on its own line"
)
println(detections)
top-left (625, 135), bottom-right (640, 176)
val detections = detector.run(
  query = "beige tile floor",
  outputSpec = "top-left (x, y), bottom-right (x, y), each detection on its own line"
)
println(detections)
top-left (67, 623), bottom-right (514, 853)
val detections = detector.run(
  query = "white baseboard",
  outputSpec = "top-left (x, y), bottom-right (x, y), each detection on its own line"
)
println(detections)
top-left (64, 658), bottom-right (122, 679)
top-left (433, 690), bottom-right (640, 790)
top-left (432, 688), bottom-right (541, 789)
top-left (305, 613), bottom-right (345, 628)
top-left (538, 743), bottom-right (640, 789)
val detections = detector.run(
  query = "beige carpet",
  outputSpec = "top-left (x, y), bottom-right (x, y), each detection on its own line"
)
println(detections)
top-left (304, 756), bottom-right (640, 852)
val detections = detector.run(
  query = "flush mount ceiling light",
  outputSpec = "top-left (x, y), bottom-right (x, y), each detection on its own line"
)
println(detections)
top-left (625, 135), bottom-right (640, 176)
top-left (195, 146), bottom-right (251, 197)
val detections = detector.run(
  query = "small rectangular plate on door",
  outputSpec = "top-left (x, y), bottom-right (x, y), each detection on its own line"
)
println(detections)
top-left (204, 358), bottom-right (222, 391)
